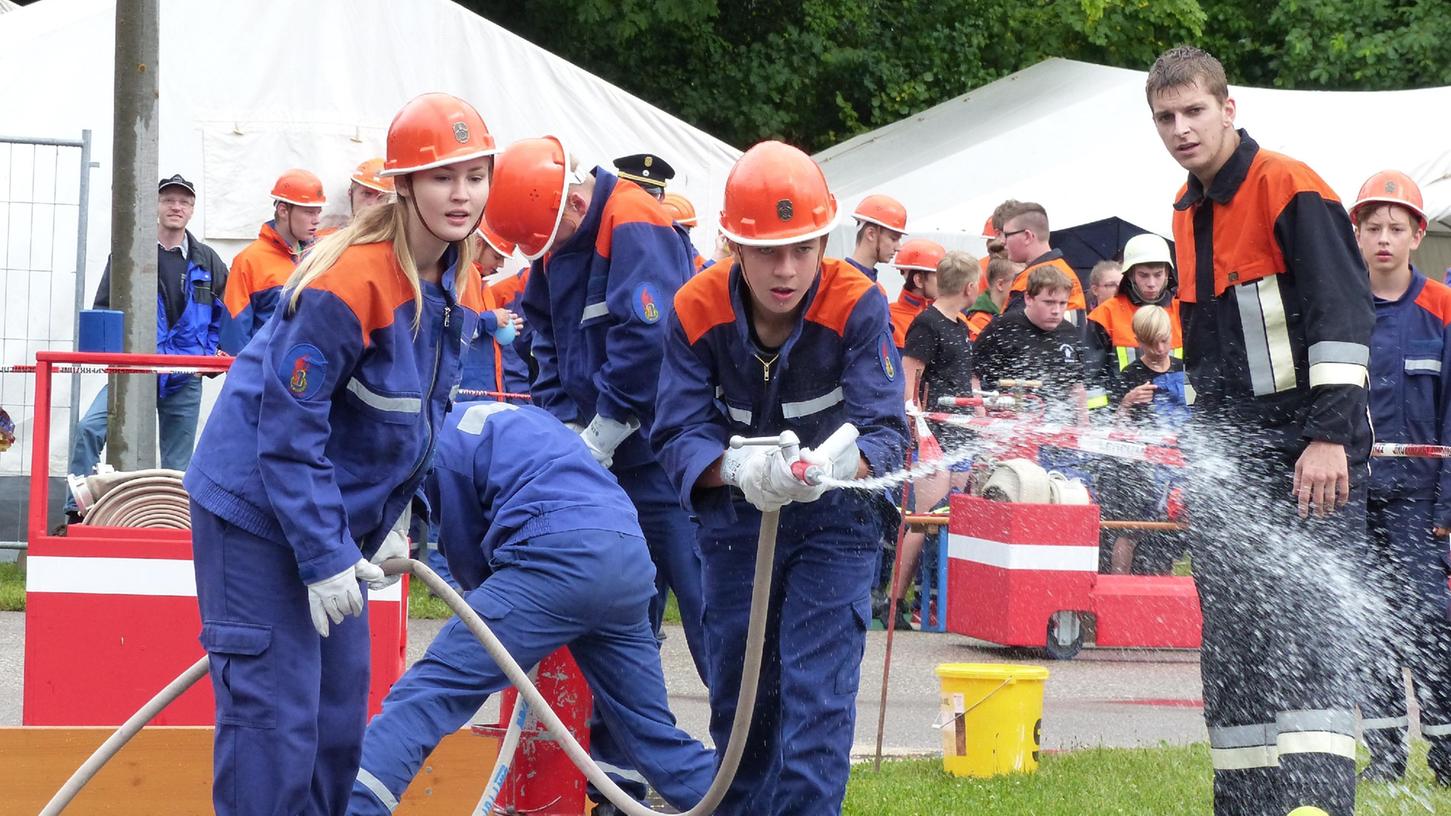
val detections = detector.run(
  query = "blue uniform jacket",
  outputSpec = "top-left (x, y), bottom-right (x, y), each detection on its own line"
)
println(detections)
top-left (185, 241), bottom-right (485, 584)
top-left (520, 170), bottom-right (691, 468)
top-left (1368, 269), bottom-right (1451, 522)
top-left (845, 256), bottom-right (878, 282)
top-left (156, 257), bottom-right (225, 397)
top-left (426, 402), bottom-right (642, 592)
top-left (651, 257), bottom-right (909, 530)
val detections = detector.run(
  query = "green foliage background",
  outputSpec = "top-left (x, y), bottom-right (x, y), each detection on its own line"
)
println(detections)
top-left (462, 0), bottom-right (1451, 152)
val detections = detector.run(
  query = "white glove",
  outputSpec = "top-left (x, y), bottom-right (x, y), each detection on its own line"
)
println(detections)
top-left (905, 399), bottom-right (920, 416)
top-left (307, 558), bottom-right (384, 638)
top-left (579, 414), bottom-right (641, 468)
top-left (720, 446), bottom-right (824, 511)
top-left (367, 509), bottom-right (410, 591)
top-left (801, 440), bottom-right (863, 483)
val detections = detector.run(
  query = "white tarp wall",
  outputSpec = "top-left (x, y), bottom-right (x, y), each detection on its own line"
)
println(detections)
top-left (0, 0), bottom-right (741, 483)
top-left (818, 58), bottom-right (1451, 302)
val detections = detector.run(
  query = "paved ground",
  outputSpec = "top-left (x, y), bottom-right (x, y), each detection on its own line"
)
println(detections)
top-left (1, 611), bottom-right (1206, 755)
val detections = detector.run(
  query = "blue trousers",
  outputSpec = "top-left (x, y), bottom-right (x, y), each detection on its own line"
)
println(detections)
top-left (698, 490), bottom-right (881, 816)
top-left (191, 503), bottom-right (371, 816)
top-left (68, 377), bottom-right (202, 509)
top-left (614, 461), bottom-right (708, 682)
top-left (349, 531), bottom-right (714, 814)
top-left (1361, 494), bottom-right (1451, 778)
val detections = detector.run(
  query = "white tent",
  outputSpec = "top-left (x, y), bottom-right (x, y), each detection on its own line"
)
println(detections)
top-left (818, 58), bottom-right (1451, 297)
top-left (0, 0), bottom-right (740, 488)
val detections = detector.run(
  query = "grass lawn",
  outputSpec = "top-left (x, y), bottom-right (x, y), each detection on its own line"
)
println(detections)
top-left (0, 561), bottom-right (22, 611)
top-left (845, 742), bottom-right (1451, 815)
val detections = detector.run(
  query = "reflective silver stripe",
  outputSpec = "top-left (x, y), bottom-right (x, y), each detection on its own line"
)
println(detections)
top-left (1210, 745), bottom-right (1279, 770)
top-left (727, 405), bottom-right (752, 424)
top-left (1236, 277), bottom-right (1296, 395)
top-left (1279, 709), bottom-right (1356, 735)
top-left (781, 386), bottom-right (844, 420)
top-left (1422, 723), bottom-right (1451, 737)
top-left (594, 760), bottom-right (648, 784)
top-left (1278, 731), bottom-right (1358, 760)
top-left (1209, 723), bottom-right (1276, 749)
top-left (1309, 362), bottom-right (1368, 388)
top-left (347, 378), bottom-right (421, 414)
top-left (1309, 340), bottom-right (1369, 367)
top-left (1406, 358), bottom-right (1443, 374)
top-left (580, 301), bottom-right (610, 322)
top-left (1360, 715), bottom-right (1409, 731)
top-left (457, 401), bottom-right (519, 434)
top-left (355, 767), bottom-right (400, 812)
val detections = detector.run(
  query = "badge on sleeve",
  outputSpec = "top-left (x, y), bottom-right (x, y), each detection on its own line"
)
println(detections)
top-left (279, 343), bottom-right (328, 400)
top-left (878, 333), bottom-right (897, 381)
top-left (633, 282), bottom-right (662, 324)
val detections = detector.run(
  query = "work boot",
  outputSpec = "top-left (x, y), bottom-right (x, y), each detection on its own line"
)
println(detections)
top-left (893, 598), bottom-right (913, 632)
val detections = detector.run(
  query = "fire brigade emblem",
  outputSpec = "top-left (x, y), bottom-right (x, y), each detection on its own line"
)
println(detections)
top-left (453, 121), bottom-right (470, 144)
top-left (776, 198), bottom-right (794, 222)
top-left (1384, 179), bottom-right (1398, 194)
top-left (878, 334), bottom-right (897, 381)
top-left (633, 282), bottom-right (662, 324)
top-left (278, 343), bottom-right (327, 400)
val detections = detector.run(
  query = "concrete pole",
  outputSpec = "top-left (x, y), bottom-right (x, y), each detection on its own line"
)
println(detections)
top-left (107, 0), bottom-right (159, 470)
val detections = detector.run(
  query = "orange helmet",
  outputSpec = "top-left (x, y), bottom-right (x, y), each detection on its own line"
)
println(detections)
top-left (893, 238), bottom-right (947, 272)
top-left (1351, 169), bottom-right (1427, 229)
top-left (271, 169), bottom-right (326, 207)
top-left (381, 93), bottom-right (496, 178)
top-left (981, 215), bottom-right (997, 239)
top-left (476, 220), bottom-right (518, 257)
top-left (350, 158), bottom-right (394, 194)
top-left (484, 136), bottom-right (589, 261)
top-left (719, 141), bottom-right (837, 246)
top-left (853, 194), bottom-right (907, 233)
top-left (662, 192), bottom-right (697, 227)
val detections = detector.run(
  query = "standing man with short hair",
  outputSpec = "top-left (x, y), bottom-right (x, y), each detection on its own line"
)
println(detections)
top-left (846, 194), bottom-right (907, 283)
top-left (64, 174), bottom-right (229, 523)
top-left (219, 169), bottom-right (325, 353)
top-left (1001, 201), bottom-right (1088, 328)
top-left (1149, 45), bottom-right (1374, 815)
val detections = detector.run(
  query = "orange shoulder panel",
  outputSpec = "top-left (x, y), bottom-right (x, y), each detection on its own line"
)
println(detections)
top-left (673, 260), bottom-right (737, 345)
top-left (966, 310), bottom-right (991, 342)
top-left (452, 257), bottom-right (490, 315)
top-left (488, 269), bottom-right (529, 304)
top-left (304, 242), bottom-right (416, 347)
top-left (1415, 277), bottom-right (1451, 327)
top-left (806, 258), bottom-right (877, 337)
top-left (1254, 149), bottom-right (1341, 211)
top-left (596, 183), bottom-right (675, 260)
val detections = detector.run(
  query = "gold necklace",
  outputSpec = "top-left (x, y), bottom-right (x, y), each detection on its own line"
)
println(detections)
top-left (753, 350), bottom-right (780, 383)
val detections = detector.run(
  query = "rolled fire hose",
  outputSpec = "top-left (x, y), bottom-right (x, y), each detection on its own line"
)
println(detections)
top-left (40, 427), bottom-right (875, 815)
top-left (69, 468), bottom-right (191, 529)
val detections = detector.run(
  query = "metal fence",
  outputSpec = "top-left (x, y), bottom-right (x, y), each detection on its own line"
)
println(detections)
top-left (0, 131), bottom-right (94, 546)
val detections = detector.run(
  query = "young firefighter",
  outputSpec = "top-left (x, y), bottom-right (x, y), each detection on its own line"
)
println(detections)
top-left (1348, 170), bottom-right (1451, 784)
top-left (350, 402), bottom-right (715, 815)
top-left (317, 157), bottom-right (394, 236)
top-left (972, 264), bottom-right (1088, 423)
top-left (1088, 259), bottom-right (1123, 310)
top-left (965, 256), bottom-right (1017, 342)
top-left (897, 250), bottom-right (980, 626)
top-left (845, 193), bottom-right (908, 282)
top-left (1001, 201), bottom-right (1089, 328)
top-left (219, 168), bottom-right (326, 354)
top-left (652, 141), bottom-right (908, 815)
top-left (457, 222), bottom-right (523, 403)
top-left (182, 93), bottom-right (494, 816)
top-left (1104, 304), bottom-right (1189, 575)
top-left (888, 237), bottom-right (946, 348)
top-left (1150, 46), bottom-right (1374, 815)
top-left (484, 136), bottom-right (707, 681)
top-left (1085, 232), bottom-right (1183, 412)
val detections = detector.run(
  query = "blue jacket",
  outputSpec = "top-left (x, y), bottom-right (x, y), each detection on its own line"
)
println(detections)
top-left (845, 256), bottom-right (878, 282)
top-left (185, 241), bottom-right (486, 583)
top-left (219, 221), bottom-right (301, 355)
top-left (651, 257), bottom-right (909, 530)
top-left (521, 170), bottom-right (692, 468)
top-left (1368, 269), bottom-right (1451, 521)
top-left (427, 402), bottom-right (642, 592)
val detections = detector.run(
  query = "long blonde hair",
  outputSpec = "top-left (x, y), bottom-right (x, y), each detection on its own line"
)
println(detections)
top-left (284, 196), bottom-right (478, 330)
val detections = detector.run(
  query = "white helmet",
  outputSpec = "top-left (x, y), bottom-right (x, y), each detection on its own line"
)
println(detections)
top-left (1121, 233), bottom-right (1174, 274)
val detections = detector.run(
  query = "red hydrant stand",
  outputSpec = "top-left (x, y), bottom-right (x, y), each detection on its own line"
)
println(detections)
top-left (21, 351), bottom-right (407, 725)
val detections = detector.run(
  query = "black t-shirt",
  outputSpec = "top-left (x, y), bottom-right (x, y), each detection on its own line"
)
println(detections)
top-left (1110, 357), bottom-right (1186, 425)
top-left (903, 305), bottom-right (973, 406)
top-left (972, 309), bottom-right (1085, 410)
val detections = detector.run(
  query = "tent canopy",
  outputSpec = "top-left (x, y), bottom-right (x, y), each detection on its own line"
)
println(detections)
top-left (817, 58), bottom-right (1451, 295)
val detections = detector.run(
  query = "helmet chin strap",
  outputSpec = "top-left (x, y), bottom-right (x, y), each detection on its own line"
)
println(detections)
top-left (402, 177), bottom-right (484, 248)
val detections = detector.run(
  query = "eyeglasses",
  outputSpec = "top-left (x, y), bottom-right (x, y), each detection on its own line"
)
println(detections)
top-left (1002, 228), bottom-right (1028, 239)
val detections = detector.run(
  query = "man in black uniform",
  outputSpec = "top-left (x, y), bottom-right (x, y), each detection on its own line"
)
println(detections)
top-left (613, 153), bottom-right (674, 201)
top-left (973, 264), bottom-right (1087, 423)
top-left (1150, 46), bottom-right (1373, 816)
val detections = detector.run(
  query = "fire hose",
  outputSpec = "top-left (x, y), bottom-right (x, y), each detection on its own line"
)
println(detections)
top-left (41, 428), bottom-right (863, 816)
top-left (68, 467), bottom-right (191, 528)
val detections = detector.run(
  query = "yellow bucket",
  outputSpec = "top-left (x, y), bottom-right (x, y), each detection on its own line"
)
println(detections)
top-left (934, 662), bottom-right (1049, 777)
